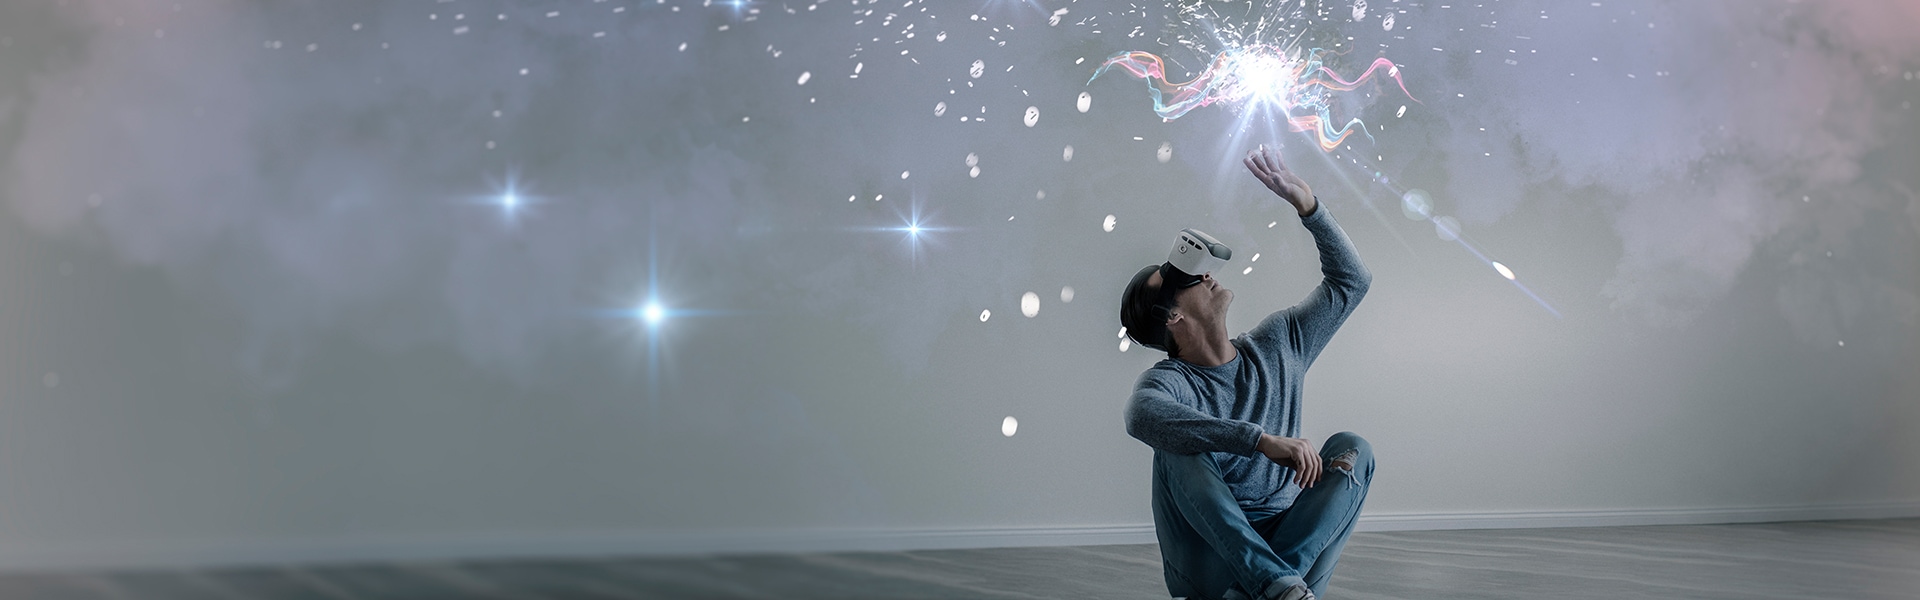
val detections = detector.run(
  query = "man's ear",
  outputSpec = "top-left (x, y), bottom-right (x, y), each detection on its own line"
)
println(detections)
top-left (1164, 311), bottom-right (1183, 328)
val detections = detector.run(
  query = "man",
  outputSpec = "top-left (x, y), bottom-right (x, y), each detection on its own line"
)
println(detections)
top-left (1119, 145), bottom-right (1374, 600)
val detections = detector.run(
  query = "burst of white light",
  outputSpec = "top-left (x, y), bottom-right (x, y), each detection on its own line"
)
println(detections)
top-left (1236, 53), bottom-right (1292, 106)
top-left (642, 301), bottom-right (665, 326)
top-left (874, 197), bottom-right (953, 267)
top-left (477, 170), bottom-right (541, 225)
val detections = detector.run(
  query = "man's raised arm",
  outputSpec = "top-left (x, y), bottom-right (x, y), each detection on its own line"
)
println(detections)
top-left (1243, 145), bottom-right (1373, 363)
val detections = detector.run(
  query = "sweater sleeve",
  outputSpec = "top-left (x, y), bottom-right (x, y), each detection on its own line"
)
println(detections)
top-left (1124, 371), bottom-right (1263, 455)
top-left (1250, 202), bottom-right (1372, 365)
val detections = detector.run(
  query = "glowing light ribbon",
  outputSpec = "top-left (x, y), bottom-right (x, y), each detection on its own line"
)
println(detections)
top-left (1090, 46), bottom-right (1419, 151)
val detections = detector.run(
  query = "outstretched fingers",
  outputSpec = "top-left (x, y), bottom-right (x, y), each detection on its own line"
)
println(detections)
top-left (1244, 152), bottom-right (1273, 185)
top-left (1260, 145), bottom-right (1287, 175)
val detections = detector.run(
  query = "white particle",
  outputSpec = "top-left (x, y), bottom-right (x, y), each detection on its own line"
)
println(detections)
top-left (1268, 221), bottom-right (1277, 228)
top-left (901, 170), bottom-right (910, 179)
top-left (1243, 267), bottom-right (1253, 275)
top-left (1397, 105), bottom-right (1407, 117)
top-left (1021, 292), bottom-right (1040, 317)
top-left (854, 62), bottom-right (863, 74)
top-left (969, 59), bottom-right (985, 78)
top-left (980, 309), bottom-right (992, 322)
top-left (678, 42), bottom-right (687, 51)
top-left (306, 43), bottom-right (318, 52)
top-left (1251, 253), bottom-right (1261, 262)
top-left (875, 194), bottom-right (883, 201)
top-left (1036, 190), bottom-right (1046, 200)
top-left (936, 31), bottom-right (947, 42)
top-left (519, 67), bottom-right (530, 75)
top-left (742, 116), bottom-right (750, 122)
top-left (1120, 338), bottom-right (1131, 352)
top-left (970, 166), bottom-right (981, 178)
top-left (1002, 416), bottom-right (1019, 437)
top-left (1063, 145), bottom-right (1075, 161)
top-left (492, 110), bottom-right (502, 118)
top-left (965, 153), bottom-right (978, 167)
top-left (453, 25), bottom-right (469, 34)
top-left (1077, 92), bottom-right (1092, 113)
top-left (485, 140), bottom-right (496, 149)
top-left (849, 195), bottom-right (857, 202)
top-left (1024, 106), bottom-right (1040, 127)
top-left (1102, 214), bottom-right (1116, 232)
top-left (935, 101), bottom-right (947, 116)
top-left (352, 23), bottom-right (362, 30)
top-left (798, 71), bottom-right (812, 85)
top-left (1118, 327), bottom-right (1129, 339)
top-left (1156, 142), bottom-right (1173, 163)
top-left (1061, 286), bottom-right (1075, 303)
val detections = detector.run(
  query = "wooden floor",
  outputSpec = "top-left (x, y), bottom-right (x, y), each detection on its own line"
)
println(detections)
top-left (2, 519), bottom-right (1915, 599)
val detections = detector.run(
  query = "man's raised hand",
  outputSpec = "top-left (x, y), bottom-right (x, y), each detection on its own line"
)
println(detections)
top-left (1243, 144), bottom-right (1317, 217)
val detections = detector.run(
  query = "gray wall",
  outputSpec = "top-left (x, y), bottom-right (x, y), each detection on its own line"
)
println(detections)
top-left (0, 0), bottom-right (1915, 569)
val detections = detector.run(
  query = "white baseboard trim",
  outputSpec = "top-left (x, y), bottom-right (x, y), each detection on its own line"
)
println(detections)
top-left (1352, 500), bottom-right (1920, 532)
top-left (1, 501), bottom-right (1913, 573)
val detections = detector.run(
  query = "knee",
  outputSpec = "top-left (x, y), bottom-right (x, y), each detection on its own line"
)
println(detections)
top-left (1326, 432), bottom-right (1374, 469)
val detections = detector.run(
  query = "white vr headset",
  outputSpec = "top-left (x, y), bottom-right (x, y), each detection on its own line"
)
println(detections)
top-left (1165, 228), bottom-right (1232, 281)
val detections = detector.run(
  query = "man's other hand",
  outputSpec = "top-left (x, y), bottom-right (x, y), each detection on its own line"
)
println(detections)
top-left (1243, 145), bottom-right (1317, 217)
top-left (1256, 434), bottom-right (1323, 488)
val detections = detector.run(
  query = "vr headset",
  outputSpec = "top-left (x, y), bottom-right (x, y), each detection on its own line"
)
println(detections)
top-left (1150, 228), bottom-right (1232, 318)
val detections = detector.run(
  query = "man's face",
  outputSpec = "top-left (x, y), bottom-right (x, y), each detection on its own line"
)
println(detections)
top-left (1150, 269), bottom-right (1232, 324)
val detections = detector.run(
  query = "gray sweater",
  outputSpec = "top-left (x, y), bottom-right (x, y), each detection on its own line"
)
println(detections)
top-left (1124, 204), bottom-right (1371, 512)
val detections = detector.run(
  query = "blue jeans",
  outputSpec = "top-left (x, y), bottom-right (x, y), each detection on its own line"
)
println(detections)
top-left (1151, 432), bottom-right (1374, 600)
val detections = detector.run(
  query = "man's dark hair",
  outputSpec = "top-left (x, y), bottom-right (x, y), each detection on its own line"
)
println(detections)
top-left (1120, 264), bottom-right (1182, 356)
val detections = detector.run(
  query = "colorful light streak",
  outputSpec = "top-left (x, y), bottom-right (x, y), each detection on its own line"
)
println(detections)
top-left (1089, 45), bottom-right (1418, 151)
